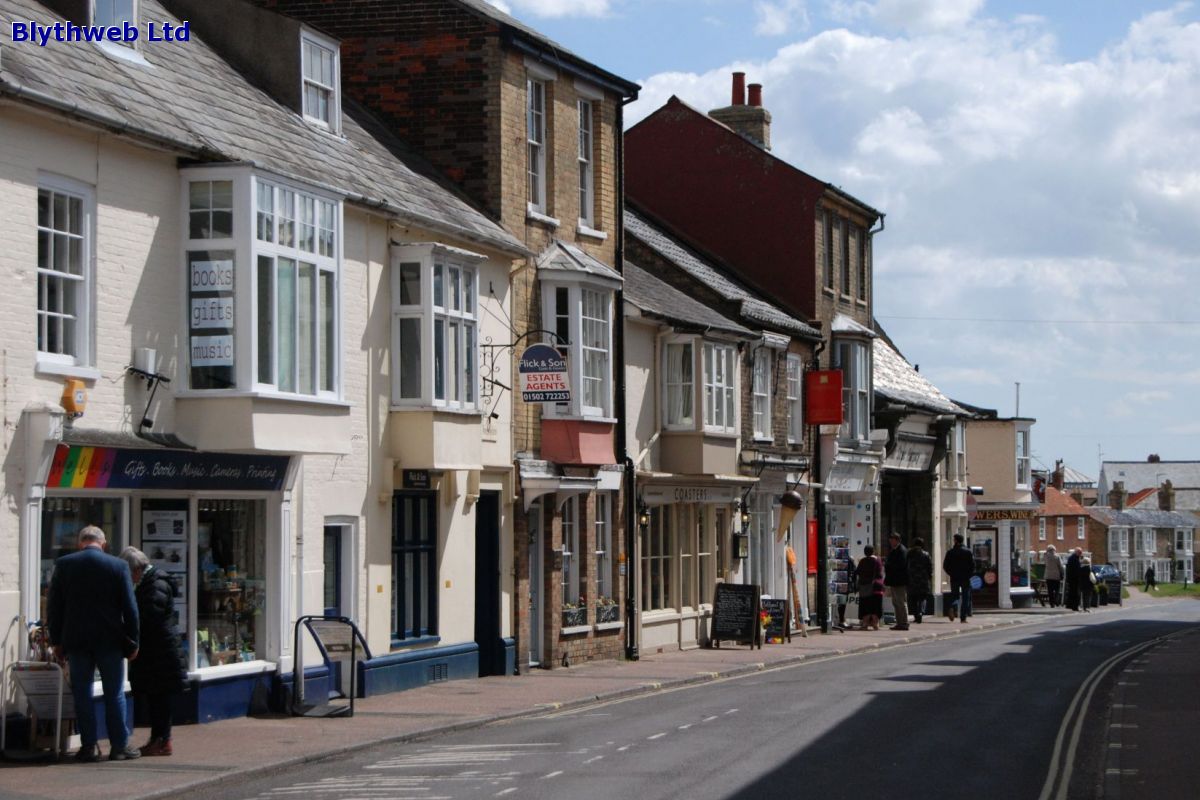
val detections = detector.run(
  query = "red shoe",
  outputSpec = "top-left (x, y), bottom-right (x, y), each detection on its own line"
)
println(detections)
top-left (141, 738), bottom-right (173, 757)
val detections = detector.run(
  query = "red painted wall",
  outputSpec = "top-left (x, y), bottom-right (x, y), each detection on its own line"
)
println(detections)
top-left (625, 97), bottom-right (827, 320)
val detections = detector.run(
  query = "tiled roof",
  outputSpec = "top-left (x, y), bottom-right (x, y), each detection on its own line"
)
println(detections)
top-left (1126, 488), bottom-right (1158, 508)
top-left (536, 240), bottom-right (622, 284)
top-left (872, 336), bottom-right (964, 416)
top-left (1040, 486), bottom-right (1088, 516)
top-left (624, 260), bottom-right (753, 337)
top-left (624, 210), bottom-right (821, 339)
top-left (0, 0), bottom-right (525, 257)
top-left (1088, 507), bottom-right (1199, 529)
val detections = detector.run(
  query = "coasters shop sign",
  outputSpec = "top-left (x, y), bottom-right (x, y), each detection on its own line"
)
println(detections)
top-left (519, 344), bottom-right (569, 403)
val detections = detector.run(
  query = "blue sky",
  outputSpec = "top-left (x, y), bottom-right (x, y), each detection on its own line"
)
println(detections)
top-left (491, 0), bottom-right (1200, 482)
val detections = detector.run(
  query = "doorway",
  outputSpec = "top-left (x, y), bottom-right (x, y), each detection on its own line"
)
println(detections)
top-left (323, 525), bottom-right (344, 617)
top-left (474, 491), bottom-right (503, 677)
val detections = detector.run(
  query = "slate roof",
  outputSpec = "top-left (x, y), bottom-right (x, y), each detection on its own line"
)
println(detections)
top-left (536, 239), bottom-right (622, 285)
top-left (1087, 507), bottom-right (1199, 529)
top-left (0, 0), bottom-right (525, 257)
top-left (872, 335), bottom-right (965, 416)
top-left (1101, 461), bottom-right (1200, 491)
top-left (624, 260), bottom-right (753, 338)
top-left (624, 210), bottom-right (821, 339)
top-left (1061, 465), bottom-right (1095, 487)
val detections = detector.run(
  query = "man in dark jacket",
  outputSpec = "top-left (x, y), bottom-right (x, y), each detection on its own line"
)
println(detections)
top-left (48, 526), bottom-right (141, 762)
top-left (943, 533), bottom-right (975, 622)
top-left (885, 533), bottom-right (910, 630)
top-left (906, 538), bottom-right (934, 623)
top-left (1064, 548), bottom-right (1083, 610)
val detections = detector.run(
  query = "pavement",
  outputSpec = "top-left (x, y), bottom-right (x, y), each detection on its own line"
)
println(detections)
top-left (0, 593), bottom-right (1160, 800)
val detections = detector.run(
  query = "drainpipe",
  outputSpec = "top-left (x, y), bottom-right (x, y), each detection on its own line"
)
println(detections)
top-left (811, 339), bottom-right (829, 633)
top-left (616, 90), bottom-right (640, 661)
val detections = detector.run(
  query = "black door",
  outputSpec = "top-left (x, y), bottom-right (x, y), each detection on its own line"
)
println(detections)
top-left (323, 525), bottom-right (342, 617)
top-left (474, 491), bottom-right (503, 677)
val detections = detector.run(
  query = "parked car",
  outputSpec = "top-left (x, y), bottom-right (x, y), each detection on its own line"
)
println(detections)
top-left (1091, 564), bottom-right (1123, 606)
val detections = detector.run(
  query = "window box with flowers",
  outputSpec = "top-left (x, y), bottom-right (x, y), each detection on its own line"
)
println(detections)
top-left (595, 598), bottom-right (620, 624)
top-left (561, 602), bottom-right (587, 629)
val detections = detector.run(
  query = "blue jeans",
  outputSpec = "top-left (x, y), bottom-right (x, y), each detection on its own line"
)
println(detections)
top-left (949, 578), bottom-right (972, 621)
top-left (68, 645), bottom-right (129, 750)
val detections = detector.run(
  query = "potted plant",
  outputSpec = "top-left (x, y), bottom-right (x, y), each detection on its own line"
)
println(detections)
top-left (595, 596), bottom-right (620, 624)
top-left (561, 600), bottom-right (586, 628)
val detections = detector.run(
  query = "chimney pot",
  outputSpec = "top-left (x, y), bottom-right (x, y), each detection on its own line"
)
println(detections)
top-left (731, 72), bottom-right (746, 105)
top-left (748, 83), bottom-right (763, 107)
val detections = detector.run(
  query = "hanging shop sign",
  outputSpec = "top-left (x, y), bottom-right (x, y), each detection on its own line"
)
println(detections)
top-left (518, 344), bottom-right (569, 403)
top-left (45, 444), bottom-right (289, 491)
top-left (805, 370), bottom-right (843, 425)
top-left (883, 435), bottom-right (936, 472)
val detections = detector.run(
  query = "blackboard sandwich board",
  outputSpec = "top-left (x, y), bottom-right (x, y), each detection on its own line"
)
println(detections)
top-left (710, 583), bottom-right (761, 649)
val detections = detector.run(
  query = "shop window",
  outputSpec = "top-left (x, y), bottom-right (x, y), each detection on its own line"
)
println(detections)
top-left (561, 496), bottom-right (581, 608)
top-left (595, 494), bottom-right (612, 604)
top-left (642, 507), bottom-right (671, 611)
top-left (699, 506), bottom-right (715, 603)
top-left (680, 507), bottom-right (695, 609)
top-left (196, 499), bottom-right (267, 666)
top-left (40, 497), bottom-right (126, 623)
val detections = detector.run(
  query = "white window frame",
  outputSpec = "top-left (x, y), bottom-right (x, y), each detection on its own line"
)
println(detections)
top-left (1136, 527), bottom-right (1155, 555)
top-left (702, 342), bottom-right (738, 435)
top-left (561, 496), bottom-right (581, 607)
top-left (180, 167), bottom-right (343, 401)
top-left (253, 177), bottom-right (339, 398)
top-left (36, 174), bottom-right (95, 374)
top-left (786, 353), bottom-right (803, 444)
top-left (661, 337), bottom-right (695, 430)
top-left (642, 506), bottom-right (671, 612)
top-left (1038, 518), bottom-right (1046, 541)
top-left (301, 29), bottom-right (341, 133)
top-left (577, 99), bottom-right (594, 229)
top-left (1055, 517), bottom-right (1064, 541)
top-left (1109, 527), bottom-right (1129, 557)
top-left (527, 77), bottom-right (547, 215)
top-left (595, 494), bottom-right (612, 604)
top-left (391, 244), bottom-right (484, 411)
top-left (834, 338), bottom-right (869, 441)
top-left (1077, 517), bottom-right (1086, 540)
top-left (1015, 428), bottom-right (1031, 488)
top-left (752, 348), bottom-right (772, 441)
top-left (540, 280), bottom-right (614, 419)
top-left (1176, 528), bottom-right (1194, 556)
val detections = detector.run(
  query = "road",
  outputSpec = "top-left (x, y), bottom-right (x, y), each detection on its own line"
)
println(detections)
top-left (193, 604), bottom-right (1200, 800)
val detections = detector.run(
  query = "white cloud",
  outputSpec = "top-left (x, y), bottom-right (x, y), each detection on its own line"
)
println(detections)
top-left (627, 3), bottom-right (1200, 470)
top-left (754, 0), bottom-right (809, 37)
top-left (508, 0), bottom-right (610, 18)
top-left (482, 0), bottom-right (513, 14)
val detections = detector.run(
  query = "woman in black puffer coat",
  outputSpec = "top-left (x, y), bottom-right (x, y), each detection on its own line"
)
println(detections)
top-left (120, 547), bottom-right (187, 757)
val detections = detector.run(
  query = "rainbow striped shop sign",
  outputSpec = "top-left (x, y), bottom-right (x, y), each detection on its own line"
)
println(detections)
top-left (45, 444), bottom-right (289, 492)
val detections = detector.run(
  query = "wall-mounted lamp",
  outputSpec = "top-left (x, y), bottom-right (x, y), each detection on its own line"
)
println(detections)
top-left (739, 501), bottom-right (751, 526)
top-left (637, 502), bottom-right (650, 528)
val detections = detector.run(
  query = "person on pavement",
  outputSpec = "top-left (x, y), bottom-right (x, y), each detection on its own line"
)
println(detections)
top-left (943, 533), bottom-right (974, 622)
top-left (880, 533), bottom-right (908, 630)
top-left (120, 547), bottom-right (188, 757)
top-left (906, 538), bottom-right (933, 624)
top-left (47, 526), bottom-right (141, 762)
top-left (1144, 564), bottom-right (1157, 592)
top-left (855, 545), bottom-right (884, 630)
top-left (1065, 547), bottom-right (1084, 610)
top-left (1043, 545), bottom-right (1064, 607)
top-left (1079, 557), bottom-right (1095, 611)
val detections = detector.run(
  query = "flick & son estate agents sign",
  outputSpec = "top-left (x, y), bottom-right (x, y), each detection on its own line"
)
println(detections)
top-left (519, 344), bottom-right (570, 404)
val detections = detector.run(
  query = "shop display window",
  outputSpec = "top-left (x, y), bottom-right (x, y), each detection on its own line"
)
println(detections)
top-left (40, 497), bottom-right (126, 623)
top-left (196, 499), bottom-right (266, 666)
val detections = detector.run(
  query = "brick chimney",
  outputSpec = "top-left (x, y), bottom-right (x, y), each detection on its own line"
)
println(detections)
top-left (1052, 459), bottom-right (1065, 491)
top-left (1110, 480), bottom-right (1127, 510)
top-left (709, 72), bottom-right (772, 150)
top-left (1158, 479), bottom-right (1175, 511)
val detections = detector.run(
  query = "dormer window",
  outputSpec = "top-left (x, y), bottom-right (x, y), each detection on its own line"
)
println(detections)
top-left (301, 30), bottom-right (340, 132)
top-left (93, 0), bottom-right (137, 50)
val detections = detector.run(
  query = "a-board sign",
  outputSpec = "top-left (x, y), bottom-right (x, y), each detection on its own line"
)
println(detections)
top-left (518, 344), bottom-right (570, 403)
top-left (309, 620), bottom-right (356, 660)
top-left (711, 582), bottom-right (760, 648)
top-left (761, 597), bottom-right (790, 643)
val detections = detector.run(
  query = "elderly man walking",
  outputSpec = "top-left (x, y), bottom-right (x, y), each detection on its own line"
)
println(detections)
top-left (47, 526), bottom-right (142, 762)
top-left (885, 533), bottom-right (910, 631)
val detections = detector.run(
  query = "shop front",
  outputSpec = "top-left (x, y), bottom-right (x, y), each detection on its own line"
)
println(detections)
top-left (637, 480), bottom-right (746, 651)
top-left (28, 436), bottom-right (292, 723)
top-left (823, 449), bottom-right (882, 626)
top-left (968, 507), bottom-right (1037, 609)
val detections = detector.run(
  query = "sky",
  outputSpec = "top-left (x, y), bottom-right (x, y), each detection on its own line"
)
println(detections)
top-left (487, 0), bottom-right (1200, 481)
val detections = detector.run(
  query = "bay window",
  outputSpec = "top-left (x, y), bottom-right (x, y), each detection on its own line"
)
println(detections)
top-left (702, 342), bottom-right (737, 434)
top-left (752, 348), bottom-right (772, 440)
top-left (391, 244), bottom-right (482, 410)
top-left (834, 338), bottom-right (869, 440)
top-left (786, 354), bottom-right (803, 444)
top-left (541, 281), bottom-right (613, 418)
top-left (182, 169), bottom-right (341, 398)
top-left (1109, 527), bottom-right (1129, 557)
top-left (663, 340), bottom-right (694, 429)
top-left (1176, 529), bottom-right (1194, 555)
top-left (1136, 527), bottom-right (1155, 555)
